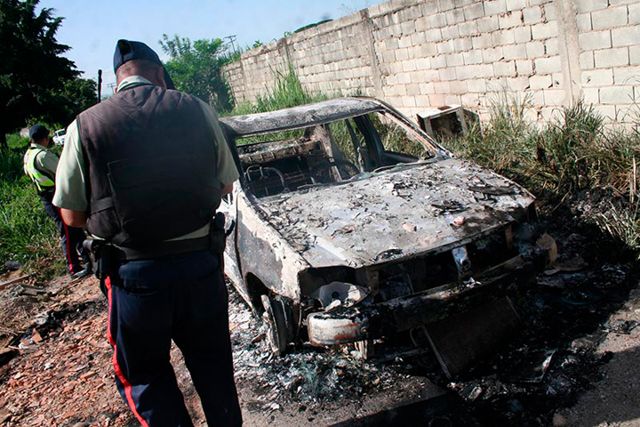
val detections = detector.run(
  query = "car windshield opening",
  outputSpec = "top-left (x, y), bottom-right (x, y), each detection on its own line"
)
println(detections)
top-left (235, 112), bottom-right (437, 198)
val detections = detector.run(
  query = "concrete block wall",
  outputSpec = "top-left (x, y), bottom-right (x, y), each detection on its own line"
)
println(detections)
top-left (223, 0), bottom-right (640, 125)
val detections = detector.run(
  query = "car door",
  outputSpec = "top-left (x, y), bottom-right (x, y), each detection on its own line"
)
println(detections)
top-left (218, 181), bottom-right (243, 287)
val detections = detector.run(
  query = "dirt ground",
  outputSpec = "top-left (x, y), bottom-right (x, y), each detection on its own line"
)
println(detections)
top-left (1, 230), bottom-right (639, 426)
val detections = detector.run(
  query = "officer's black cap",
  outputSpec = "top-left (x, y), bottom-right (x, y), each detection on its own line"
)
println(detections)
top-left (113, 39), bottom-right (175, 89)
top-left (29, 124), bottom-right (49, 140)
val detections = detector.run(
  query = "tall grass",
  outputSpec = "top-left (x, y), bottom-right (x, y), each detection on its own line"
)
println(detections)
top-left (0, 135), bottom-right (62, 276)
top-left (446, 96), bottom-right (640, 254)
top-left (231, 63), bottom-right (327, 116)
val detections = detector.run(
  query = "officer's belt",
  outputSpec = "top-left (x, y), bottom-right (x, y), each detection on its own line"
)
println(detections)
top-left (115, 235), bottom-right (212, 261)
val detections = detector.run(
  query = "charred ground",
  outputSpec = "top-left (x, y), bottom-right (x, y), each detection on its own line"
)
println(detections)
top-left (2, 205), bottom-right (638, 426)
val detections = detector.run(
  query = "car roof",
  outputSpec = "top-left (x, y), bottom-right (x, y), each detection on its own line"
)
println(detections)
top-left (219, 97), bottom-right (384, 137)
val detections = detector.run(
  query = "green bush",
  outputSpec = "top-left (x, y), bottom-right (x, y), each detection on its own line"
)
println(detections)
top-left (0, 135), bottom-right (62, 276)
top-left (446, 97), bottom-right (640, 254)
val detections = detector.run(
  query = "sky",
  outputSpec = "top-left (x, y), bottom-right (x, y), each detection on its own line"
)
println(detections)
top-left (39, 0), bottom-right (379, 89)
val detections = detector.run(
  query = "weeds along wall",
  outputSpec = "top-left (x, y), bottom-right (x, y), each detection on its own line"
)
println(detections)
top-left (223, 0), bottom-right (640, 125)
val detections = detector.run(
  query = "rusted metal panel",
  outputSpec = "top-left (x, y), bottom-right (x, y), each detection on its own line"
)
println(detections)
top-left (220, 97), bottom-right (383, 137)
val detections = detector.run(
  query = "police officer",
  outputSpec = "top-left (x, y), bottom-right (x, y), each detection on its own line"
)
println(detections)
top-left (53, 40), bottom-right (242, 426)
top-left (23, 124), bottom-right (90, 278)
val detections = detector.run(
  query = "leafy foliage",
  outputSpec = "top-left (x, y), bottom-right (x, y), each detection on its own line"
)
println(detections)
top-left (160, 34), bottom-right (237, 111)
top-left (0, 0), bottom-right (83, 148)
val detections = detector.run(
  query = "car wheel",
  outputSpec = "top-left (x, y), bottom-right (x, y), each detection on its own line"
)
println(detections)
top-left (261, 295), bottom-right (294, 356)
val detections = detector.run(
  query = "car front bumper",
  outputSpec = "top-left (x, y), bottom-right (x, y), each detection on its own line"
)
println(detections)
top-left (307, 249), bottom-right (548, 346)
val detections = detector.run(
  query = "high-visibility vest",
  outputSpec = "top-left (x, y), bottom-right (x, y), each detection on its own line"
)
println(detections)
top-left (23, 147), bottom-right (55, 193)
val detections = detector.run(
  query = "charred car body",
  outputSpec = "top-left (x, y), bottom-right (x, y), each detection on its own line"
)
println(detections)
top-left (218, 98), bottom-right (553, 376)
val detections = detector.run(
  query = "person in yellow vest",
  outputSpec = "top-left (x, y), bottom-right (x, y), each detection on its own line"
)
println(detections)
top-left (23, 124), bottom-right (90, 278)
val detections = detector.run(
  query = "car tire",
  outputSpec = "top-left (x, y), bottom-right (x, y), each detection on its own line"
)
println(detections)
top-left (261, 294), bottom-right (294, 356)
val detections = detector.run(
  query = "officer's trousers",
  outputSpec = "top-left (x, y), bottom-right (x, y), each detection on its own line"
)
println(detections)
top-left (40, 192), bottom-right (87, 274)
top-left (105, 250), bottom-right (242, 427)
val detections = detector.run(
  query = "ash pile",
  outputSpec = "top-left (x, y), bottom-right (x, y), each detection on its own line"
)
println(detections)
top-left (228, 289), bottom-right (407, 408)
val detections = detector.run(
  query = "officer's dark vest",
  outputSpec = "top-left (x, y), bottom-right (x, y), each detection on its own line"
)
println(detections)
top-left (77, 84), bottom-right (222, 248)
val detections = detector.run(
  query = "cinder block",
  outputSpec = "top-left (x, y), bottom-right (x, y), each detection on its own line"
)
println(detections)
top-left (630, 3), bottom-right (640, 24)
top-left (514, 26), bottom-right (532, 43)
top-left (504, 44), bottom-right (527, 59)
top-left (532, 22), bottom-right (559, 39)
top-left (453, 37), bottom-right (473, 51)
top-left (477, 16), bottom-right (500, 32)
top-left (484, 0), bottom-right (507, 16)
top-left (613, 66), bottom-right (640, 84)
top-left (506, 0), bottom-right (527, 11)
top-left (472, 33), bottom-right (494, 49)
top-left (592, 105), bottom-right (617, 120)
top-left (599, 86), bottom-right (634, 104)
top-left (581, 87), bottom-right (600, 104)
top-left (442, 25), bottom-right (461, 40)
top-left (483, 47), bottom-right (505, 62)
top-left (580, 51), bottom-right (595, 69)
top-left (425, 12), bottom-right (448, 28)
top-left (592, 6), bottom-right (629, 30)
top-left (415, 17), bottom-right (430, 32)
top-left (578, 30), bottom-right (612, 50)
top-left (535, 56), bottom-right (562, 73)
top-left (543, 89), bottom-right (566, 106)
top-left (582, 69), bottom-right (614, 86)
top-left (445, 8), bottom-right (466, 25)
top-left (612, 26), bottom-right (640, 47)
top-left (419, 82), bottom-right (435, 94)
top-left (526, 41), bottom-right (545, 58)
top-left (543, 3), bottom-right (558, 20)
top-left (494, 61), bottom-right (517, 76)
top-left (399, 35), bottom-right (413, 48)
top-left (437, 39), bottom-right (456, 54)
top-left (450, 80), bottom-right (469, 94)
top-left (463, 2), bottom-right (485, 20)
top-left (516, 59), bottom-right (534, 75)
top-left (493, 29), bottom-right (516, 45)
top-left (594, 47), bottom-right (629, 67)
top-left (506, 76), bottom-right (530, 91)
top-left (401, 20), bottom-right (417, 35)
top-left (401, 95), bottom-right (417, 108)
top-left (463, 49), bottom-right (483, 64)
top-left (396, 48), bottom-right (410, 61)
top-left (425, 28), bottom-right (443, 42)
top-left (433, 81), bottom-right (451, 92)
top-left (631, 45), bottom-right (640, 64)
top-left (431, 54), bottom-right (447, 68)
top-left (523, 6), bottom-right (543, 24)
top-left (576, 13), bottom-right (592, 31)
top-left (575, 0), bottom-right (608, 13)
top-left (445, 52), bottom-right (465, 66)
top-left (545, 39), bottom-right (559, 55)
top-left (458, 21), bottom-right (479, 37)
top-left (467, 78), bottom-right (487, 92)
top-left (411, 31), bottom-right (427, 46)
top-left (402, 60), bottom-right (418, 72)
top-left (499, 11), bottom-right (523, 29)
top-left (530, 74), bottom-right (553, 89)
top-left (437, 0), bottom-right (455, 12)
top-left (418, 43), bottom-right (438, 57)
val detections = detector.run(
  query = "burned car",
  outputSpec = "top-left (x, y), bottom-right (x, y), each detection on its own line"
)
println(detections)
top-left (218, 98), bottom-right (553, 376)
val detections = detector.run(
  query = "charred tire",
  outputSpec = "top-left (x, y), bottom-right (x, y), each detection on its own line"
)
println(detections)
top-left (261, 295), bottom-right (294, 356)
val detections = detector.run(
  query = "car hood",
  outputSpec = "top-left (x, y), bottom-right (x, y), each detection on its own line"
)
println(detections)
top-left (256, 158), bottom-right (535, 268)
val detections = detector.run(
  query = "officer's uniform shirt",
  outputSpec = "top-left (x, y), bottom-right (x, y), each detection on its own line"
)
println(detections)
top-left (25, 142), bottom-right (59, 183)
top-left (53, 75), bottom-right (240, 241)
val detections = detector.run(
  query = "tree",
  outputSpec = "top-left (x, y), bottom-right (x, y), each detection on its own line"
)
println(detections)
top-left (160, 34), bottom-right (237, 112)
top-left (0, 0), bottom-right (80, 149)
